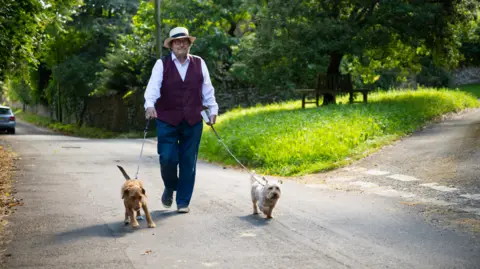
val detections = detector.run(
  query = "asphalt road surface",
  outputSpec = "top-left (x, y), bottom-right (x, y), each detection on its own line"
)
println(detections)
top-left (1, 118), bottom-right (479, 269)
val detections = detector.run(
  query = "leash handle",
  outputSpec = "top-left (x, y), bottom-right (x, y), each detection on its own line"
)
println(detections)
top-left (209, 125), bottom-right (265, 186)
top-left (135, 118), bottom-right (150, 179)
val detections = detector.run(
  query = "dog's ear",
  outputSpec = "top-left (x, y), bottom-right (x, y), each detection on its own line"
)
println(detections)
top-left (122, 189), bottom-right (129, 199)
top-left (279, 179), bottom-right (284, 184)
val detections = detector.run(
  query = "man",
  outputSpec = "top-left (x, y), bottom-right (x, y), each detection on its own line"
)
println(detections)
top-left (144, 26), bottom-right (219, 213)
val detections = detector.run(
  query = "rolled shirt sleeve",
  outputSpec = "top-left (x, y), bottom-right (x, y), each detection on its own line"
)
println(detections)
top-left (144, 59), bottom-right (163, 110)
top-left (200, 58), bottom-right (219, 116)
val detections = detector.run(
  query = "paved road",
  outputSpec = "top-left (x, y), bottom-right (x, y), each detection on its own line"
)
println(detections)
top-left (1, 118), bottom-right (479, 269)
top-left (302, 108), bottom-right (480, 225)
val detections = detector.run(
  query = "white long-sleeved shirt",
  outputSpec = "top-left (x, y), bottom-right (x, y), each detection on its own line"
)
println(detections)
top-left (143, 53), bottom-right (219, 115)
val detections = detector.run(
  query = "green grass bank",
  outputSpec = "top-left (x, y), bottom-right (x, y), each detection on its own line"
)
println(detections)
top-left (198, 88), bottom-right (480, 177)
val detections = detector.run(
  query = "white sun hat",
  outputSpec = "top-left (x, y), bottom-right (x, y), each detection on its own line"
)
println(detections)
top-left (163, 26), bottom-right (196, 48)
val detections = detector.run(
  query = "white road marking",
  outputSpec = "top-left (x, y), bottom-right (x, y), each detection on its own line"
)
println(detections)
top-left (371, 188), bottom-right (416, 198)
top-left (387, 174), bottom-right (420, 182)
top-left (420, 183), bottom-right (458, 192)
top-left (349, 181), bottom-right (379, 188)
top-left (460, 207), bottom-right (480, 216)
top-left (460, 194), bottom-right (480, 200)
top-left (349, 181), bottom-right (416, 198)
top-left (202, 262), bottom-right (219, 267)
top-left (364, 169), bottom-right (390, 176)
top-left (415, 198), bottom-right (457, 206)
top-left (342, 166), bottom-right (367, 173)
top-left (238, 232), bottom-right (256, 237)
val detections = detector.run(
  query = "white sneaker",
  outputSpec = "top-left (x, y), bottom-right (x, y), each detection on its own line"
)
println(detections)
top-left (177, 207), bottom-right (190, 213)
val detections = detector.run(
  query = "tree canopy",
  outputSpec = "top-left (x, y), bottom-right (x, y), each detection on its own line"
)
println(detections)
top-left (2, 0), bottom-right (480, 122)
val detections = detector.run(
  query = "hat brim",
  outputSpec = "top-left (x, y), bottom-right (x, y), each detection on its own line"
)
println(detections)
top-left (163, 36), bottom-right (196, 48)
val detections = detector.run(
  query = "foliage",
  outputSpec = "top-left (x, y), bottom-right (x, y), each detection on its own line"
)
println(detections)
top-left (456, 83), bottom-right (480, 97)
top-left (32, 0), bottom-right (140, 122)
top-left (6, 75), bottom-right (34, 105)
top-left (458, 13), bottom-right (480, 67)
top-left (15, 110), bottom-right (119, 138)
top-left (4, 0), bottom-right (480, 132)
top-left (416, 57), bottom-right (452, 88)
top-left (0, 0), bottom-right (46, 80)
top-left (234, 0), bottom-right (480, 97)
top-left (93, 33), bottom-right (156, 96)
top-left (199, 88), bottom-right (480, 176)
top-left (95, 0), bottom-right (252, 97)
top-left (0, 0), bottom-right (81, 81)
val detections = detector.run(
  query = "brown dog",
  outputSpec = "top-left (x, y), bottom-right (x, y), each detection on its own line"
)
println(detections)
top-left (118, 165), bottom-right (156, 228)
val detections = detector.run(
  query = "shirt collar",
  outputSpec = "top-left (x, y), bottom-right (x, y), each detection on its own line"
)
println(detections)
top-left (171, 52), bottom-right (190, 64)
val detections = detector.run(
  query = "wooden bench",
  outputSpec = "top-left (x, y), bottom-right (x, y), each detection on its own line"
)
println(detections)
top-left (295, 73), bottom-right (372, 108)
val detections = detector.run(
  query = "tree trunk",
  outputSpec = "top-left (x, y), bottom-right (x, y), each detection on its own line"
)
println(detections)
top-left (77, 100), bottom-right (87, 127)
top-left (322, 53), bottom-right (344, 106)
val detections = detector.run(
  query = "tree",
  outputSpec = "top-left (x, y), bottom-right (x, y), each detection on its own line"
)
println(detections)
top-left (0, 0), bottom-right (44, 81)
top-left (0, 0), bottom-right (81, 81)
top-left (37, 0), bottom-right (139, 123)
top-left (95, 0), bottom-right (252, 97)
top-left (238, 0), bottom-right (480, 105)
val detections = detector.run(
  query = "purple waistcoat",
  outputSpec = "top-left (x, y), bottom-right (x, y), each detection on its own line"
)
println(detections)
top-left (155, 54), bottom-right (204, 126)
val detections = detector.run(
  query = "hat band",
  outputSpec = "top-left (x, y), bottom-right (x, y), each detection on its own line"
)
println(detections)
top-left (171, 33), bottom-right (187, 38)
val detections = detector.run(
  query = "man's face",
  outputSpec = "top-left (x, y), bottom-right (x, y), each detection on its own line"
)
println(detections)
top-left (171, 38), bottom-right (191, 59)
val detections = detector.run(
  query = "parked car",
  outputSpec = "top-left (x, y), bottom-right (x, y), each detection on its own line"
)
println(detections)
top-left (0, 105), bottom-right (16, 134)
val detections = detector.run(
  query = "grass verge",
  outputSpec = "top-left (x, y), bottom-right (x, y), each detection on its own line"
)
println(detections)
top-left (14, 111), bottom-right (156, 139)
top-left (454, 83), bottom-right (480, 98)
top-left (198, 87), bottom-right (480, 177)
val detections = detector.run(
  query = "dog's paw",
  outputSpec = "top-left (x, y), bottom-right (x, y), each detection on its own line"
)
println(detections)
top-left (148, 222), bottom-right (156, 228)
top-left (124, 220), bottom-right (129, 225)
top-left (136, 215), bottom-right (144, 220)
top-left (131, 222), bottom-right (140, 228)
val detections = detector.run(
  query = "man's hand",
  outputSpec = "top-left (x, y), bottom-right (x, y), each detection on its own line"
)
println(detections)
top-left (207, 114), bottom-right (217, 126)
top-left (145, 107), bottom-right (157, 119)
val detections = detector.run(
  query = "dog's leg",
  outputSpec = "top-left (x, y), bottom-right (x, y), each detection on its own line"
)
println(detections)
top-left (252, 200), bottom-right (259, 215)
top-left (130, 209), bottom-right (139, 228)
top-left (265, 207), bottom-right (274, 219)
top-left (124, 209), bottom-right (129, 225)
top-left (142, 202), bottom-right (156, 228)
top-left (136, 209), bottom-right (144, 220)
top-left (261, 205), bottom-right (269, 216)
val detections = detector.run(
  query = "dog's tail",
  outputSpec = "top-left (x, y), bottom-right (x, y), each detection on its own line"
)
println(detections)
top-left (117, 165), bottom-right (131, 180)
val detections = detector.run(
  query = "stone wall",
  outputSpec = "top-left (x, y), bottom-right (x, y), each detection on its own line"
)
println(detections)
top-left (451, 67), bottom-right (480, 86)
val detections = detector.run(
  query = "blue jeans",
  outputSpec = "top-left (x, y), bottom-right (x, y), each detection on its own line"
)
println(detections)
top-left (156, 119), bottom-right (203, 207)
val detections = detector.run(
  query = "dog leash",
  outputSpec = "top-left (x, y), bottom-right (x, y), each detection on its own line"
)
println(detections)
top-left (208, 124), bottom-right (266, 186)
top-left (135, 118), bottom-right (150, 179)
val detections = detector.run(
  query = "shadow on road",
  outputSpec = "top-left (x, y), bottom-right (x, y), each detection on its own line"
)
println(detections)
top-left (54, 210), bottom-right (178, 243)
top-left (238, 214), bottom-right (274, 227)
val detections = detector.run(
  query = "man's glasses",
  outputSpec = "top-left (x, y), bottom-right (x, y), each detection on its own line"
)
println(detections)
top-left (172, 39), bottom-right (190, 46)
